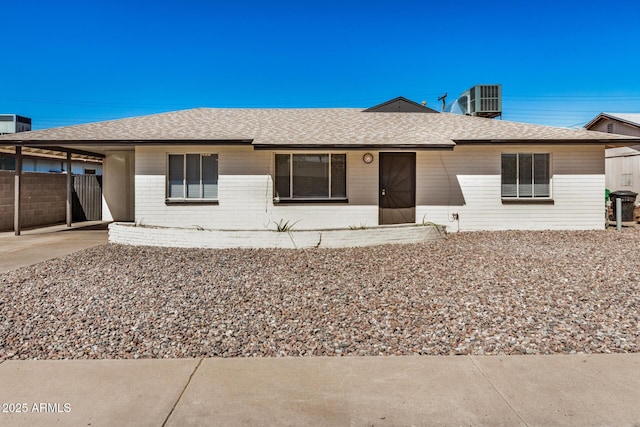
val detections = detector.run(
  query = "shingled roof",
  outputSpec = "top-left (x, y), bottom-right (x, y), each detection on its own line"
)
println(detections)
top-left (1, 108), bottom-right (638, 149)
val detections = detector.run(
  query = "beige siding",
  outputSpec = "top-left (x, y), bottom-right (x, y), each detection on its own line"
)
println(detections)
top-left (135, 144), bottom-right (606, 231)
top-left (590, 119), bottom-right (640, 137)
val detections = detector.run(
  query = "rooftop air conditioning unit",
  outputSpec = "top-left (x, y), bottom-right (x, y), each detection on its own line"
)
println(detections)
top-left (462, 84), bottom-right (502, 119)
top-left (0, 114), bottom-right (32, 134)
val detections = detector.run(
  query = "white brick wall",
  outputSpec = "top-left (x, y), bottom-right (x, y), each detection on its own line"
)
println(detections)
top-left (109, 222), bottom-right (445, 248)
top-left (415, 145), bottom-right (606, 231)
top-left (135, 147), bottom-right (380, 230)
top-left (134, 144), bottom-right (606, 232)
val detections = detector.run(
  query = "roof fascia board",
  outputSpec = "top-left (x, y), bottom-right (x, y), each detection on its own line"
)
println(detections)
top-left (454, 139), bottom-right (640, 145)
top-left (584, 113), bottom-right (608, 129)
top-left (252, 144), bottom-right (455, 150)
top-left (6, 139), bottom-right (254, 146)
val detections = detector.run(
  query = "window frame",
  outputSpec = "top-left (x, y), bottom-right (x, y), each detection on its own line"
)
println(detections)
top-left (501, 152), bottom-right (552, 200)
top-left (166, 152), bottom-right (219, 203)
top-left (274, 152), bottom-right (348, 202)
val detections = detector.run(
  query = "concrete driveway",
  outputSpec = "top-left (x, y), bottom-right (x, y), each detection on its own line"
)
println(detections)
top-left (0, 221), bottom-right (109, 273)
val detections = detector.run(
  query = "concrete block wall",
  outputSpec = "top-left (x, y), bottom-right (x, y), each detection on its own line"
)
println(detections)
top-left (0, 172), bottom-right (13, 230)
top-left (0, 171), bottom-right (67, 231)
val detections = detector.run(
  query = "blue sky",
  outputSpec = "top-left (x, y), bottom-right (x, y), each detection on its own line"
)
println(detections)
top-left (2, 0), bottom-right (639, 130)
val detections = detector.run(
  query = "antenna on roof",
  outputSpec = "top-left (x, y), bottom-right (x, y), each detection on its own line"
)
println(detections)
top-left (437, 93), bottom-right (447, 112)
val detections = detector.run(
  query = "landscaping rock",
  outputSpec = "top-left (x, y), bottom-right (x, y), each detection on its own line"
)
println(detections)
top-left (1, 229), bottom-right (639, 359)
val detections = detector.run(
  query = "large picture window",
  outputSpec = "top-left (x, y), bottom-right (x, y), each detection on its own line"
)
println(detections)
top-left (167, 153), bottom-right (218, 200)
top-left (275, 154), bottom-right (346, 200)
top-left (501, 153), bottom-right (550, 198)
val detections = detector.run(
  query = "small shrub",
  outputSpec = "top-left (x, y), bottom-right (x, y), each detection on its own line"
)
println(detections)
top-left (274, 219), bottom-right (299, 232)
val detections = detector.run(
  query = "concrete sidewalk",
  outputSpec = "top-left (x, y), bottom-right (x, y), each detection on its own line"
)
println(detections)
top-left (0, 221), bottom-right (108, 273)
top-left (0, 355), bottom-right (639, 426)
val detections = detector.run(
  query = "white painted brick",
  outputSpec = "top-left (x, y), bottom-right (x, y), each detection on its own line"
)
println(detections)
top-left (133, 145), bottom-right (606, 232)
top-left (108, 222), bottom-right (444, 248)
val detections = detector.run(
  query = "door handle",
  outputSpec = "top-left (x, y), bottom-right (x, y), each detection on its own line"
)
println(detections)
top-left (381, 189), bottom-right (386, 196)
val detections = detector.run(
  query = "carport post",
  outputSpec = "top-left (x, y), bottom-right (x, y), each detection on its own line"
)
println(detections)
top-left (66, 152), bottom-right (72, 227)
top-left (14, 146), bottom-right (22, 236)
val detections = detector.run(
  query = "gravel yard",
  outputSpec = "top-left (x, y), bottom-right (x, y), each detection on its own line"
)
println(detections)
top-left (1, 229), bottom-right (640, 359)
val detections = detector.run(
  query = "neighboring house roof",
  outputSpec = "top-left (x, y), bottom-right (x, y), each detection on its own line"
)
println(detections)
top-left (606, 146), bottom-right (640, 158)
top-left (1, 108), bottom-right (638, 149)
top-left (363, 96), bottom-right (439, 113)
top-left (585, 112), bottom-right (640, 158)
top-left (585, 112), bottom-right (640, 130)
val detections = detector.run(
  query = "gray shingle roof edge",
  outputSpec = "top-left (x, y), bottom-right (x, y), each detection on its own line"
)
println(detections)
top-left (1, 108), bottom-right (639, 147)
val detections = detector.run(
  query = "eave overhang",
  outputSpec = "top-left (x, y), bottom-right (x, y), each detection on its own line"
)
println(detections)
top-left (251, 143), bottom-right (455, 150)
top-left (454, 138), bottom-right (640, 146)
top-left (2, 139), bottom-right (254, 146)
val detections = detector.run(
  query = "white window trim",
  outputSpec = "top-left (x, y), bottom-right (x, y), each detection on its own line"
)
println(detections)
top-left (166, 153), bottom-right (219, 202)
top-left (501, 152), bottom-right (553, 200)
top-left (274, 152), bottom-right (348, 201)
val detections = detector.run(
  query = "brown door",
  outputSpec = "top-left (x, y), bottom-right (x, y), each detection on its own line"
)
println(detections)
top-left (379, 153), bottom-right (416, 224)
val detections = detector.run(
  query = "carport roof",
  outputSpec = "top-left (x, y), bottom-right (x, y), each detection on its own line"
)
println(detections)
top-left (1, 107), bottom-right (639, 149)
top-left (0, 145), bottom-right (104, 161)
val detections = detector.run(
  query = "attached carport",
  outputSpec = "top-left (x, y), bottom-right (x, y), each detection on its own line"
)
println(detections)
top-left (0, 139), bottom-right (134, 236)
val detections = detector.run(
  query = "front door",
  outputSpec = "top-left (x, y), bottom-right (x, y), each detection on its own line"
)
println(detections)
top-left (379, 153), bottom-right (416, 224)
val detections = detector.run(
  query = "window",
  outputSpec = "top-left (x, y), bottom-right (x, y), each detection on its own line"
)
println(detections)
top-left (167, 154), bottom-right (218, 200)
top-left (621, 173), bottom-right (633, 187)
top-left (0, 154), bottom-right (16, 171)
top-left (501, 153), bottom-right (550, 198)
top-left (274, 154), bottom-right (346, 200)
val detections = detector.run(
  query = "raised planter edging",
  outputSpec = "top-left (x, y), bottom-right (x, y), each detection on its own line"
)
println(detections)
top-left (108, 223), bottom-right (446, 249)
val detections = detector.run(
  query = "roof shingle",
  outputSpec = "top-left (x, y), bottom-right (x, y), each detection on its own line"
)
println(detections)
top-left (1, 108), bottom-right (638, 148)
